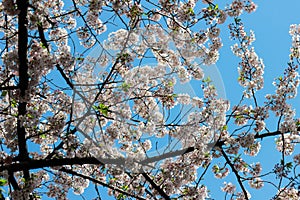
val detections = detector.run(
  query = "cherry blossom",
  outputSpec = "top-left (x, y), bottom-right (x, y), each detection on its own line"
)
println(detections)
top-left (0, 0), bottom-right (299, 200)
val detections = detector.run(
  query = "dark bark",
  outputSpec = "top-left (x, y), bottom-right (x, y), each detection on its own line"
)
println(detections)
top-left (16, 0), bottom-right (30, 189)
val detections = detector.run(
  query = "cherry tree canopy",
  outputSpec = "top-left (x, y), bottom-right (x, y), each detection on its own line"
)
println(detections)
top-left (0, 0), bottom-right (299, 199)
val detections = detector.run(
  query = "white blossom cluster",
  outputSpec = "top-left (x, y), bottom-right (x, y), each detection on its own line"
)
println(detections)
top-left (230, 25), bottom-right (265, 98)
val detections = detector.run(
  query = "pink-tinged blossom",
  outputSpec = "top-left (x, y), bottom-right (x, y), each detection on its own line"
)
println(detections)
top-left (208, 27), bottom-right (220, 39)
top-left (213, 165), bottom-right (230, 179)
top-left (227, 0), bottom-right (257, 17)
top-left (275, 135), bottom-right (295, 156)
top-left (245, 141), bottom-right (261, 156)
top-left (244, 1), bottom-right (257, 13)
top-left (177, 1), bottom-right (196, 23)
top-left (236, 191), bottom-right (251, 200)
top-left (293, 154), bottom-right (300, 165)
top-left (221, 182), bottom-right (236, 194)
top-left (191, 97), bottom-right (204, 108)
top-left (254, 120), bottom-right (265, 132)
top-left (217, 10), bottom-right (227, 24)
top-left (238, 133), bottom-right (255, 148)
top-left (248, 177), bottom-right (264, 189)
top-left (249, 162), bottom-right (262, 176)
top-left (227, 0), bottom-right (244, 17)
top-left (289, 24), bottom-right (300, 59)
top-left (177, 93), bottom-right (191, 105)
top-left (276, 188), bottom-right (300, 200)
top-left (230, 23), bottom-right (265, 97)
top-left (2, 0), bottom-right (19, 15)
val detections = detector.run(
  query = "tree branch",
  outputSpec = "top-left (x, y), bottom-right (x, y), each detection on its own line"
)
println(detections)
top-left (255, 127), bottom-right (300, 139)
top-left (220, 147), bottom-right (249, 200)
top-left (16, 0), bottom-right (30, 182)
top-left (56, 64), bottom-right (74, 89)
top-left (142, 173), bottom-right (171, 200)
top-left (0, 86), bottom-right (18, 91)
top-left (139, 146), bottom-right (195, 165)
top-left (0, 157), bottom-right (104, 172)
top-left (60, 167), bottom-right (146, 200)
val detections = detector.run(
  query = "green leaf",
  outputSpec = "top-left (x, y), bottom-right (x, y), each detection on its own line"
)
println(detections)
top-left (33, 194), bottom-right (41, 199)
top-left (120, 82), bottom-right (131, 92)
top-left (188, 7), bottom-right (195, 15)
top-left (41, 43), bottom-right (47, 49)
top-left (27, 113), bottom-right (34, 119)
top-left (238, 76), bottom-right (245, 82)
top-left (117, 193), bottom-right (126, 200)
top-left (286, 162), bottom-right (293, 169)
top-left (168, 81), bottom-right (174, 87)
top-left (0, 178), bottom-right (7, 186)
top-left (214, 4), bottom-right (219, 10)
top-left (1, 91), bottom-right (7, 97)
top-left (203, 76), bottom-right (212, 83)
top-left (76, 57), bottom-right (84, 61)
top-left (235, 18), bottom-right (241, 23)
top-left (92, 105), bottom-right (98, 110)
top-left (11, 99), bottom-right (17, 108)
top-left (233, 154), bottom-right (241, 162)
top-left (122, 185), bottom-right (128, 191)
top-left (221, 125), bottom-right (228, 131)
top-left (213, 164), bottom-right (219, 172)
top-left (182, 187), bottom-right (189, 195)
top-left (95, 103), bottom-right (109, 116)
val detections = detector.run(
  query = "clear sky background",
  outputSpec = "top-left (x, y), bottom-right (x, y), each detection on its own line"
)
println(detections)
top-left (206, 1), bottom-right (300, 199)
top-left (41, 1), bottom-right (300, 199)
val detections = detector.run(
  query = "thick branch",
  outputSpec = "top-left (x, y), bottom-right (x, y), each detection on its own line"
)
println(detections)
top-left (255, 127), bottom-right (300, 139)
top-left (17, 0), bottom-right (29, 97)
top-left (3, 145), bottom-right (218, 173)
top-left (16, 0), bottom-right (30, 181)
top-left (8, 171), bottom-right (19, 191)
top-left (5, 128), bottom-right (293, 173)
top-left (220, 147), bottom-right (249, 200)
top-left (37, 23), bottom-right (49, 51)
top-left (0, 157), bottom-right (104, 172)
top-left (0, 86), bottom-right (18, 91)
top-left (142, 173), bottom-right (171, 200)
top-left (56, 64), bottom-right (74, 89)
top-left (2, 147), bottom-right (195, 173)
top-left (139, 146), bottom-right (195, 165)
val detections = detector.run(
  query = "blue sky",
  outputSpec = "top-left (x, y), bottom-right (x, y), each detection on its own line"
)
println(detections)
top-left (209, 1), bottom-right (300, 199)
top-left (219, 0), bottom-right (300, 104)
